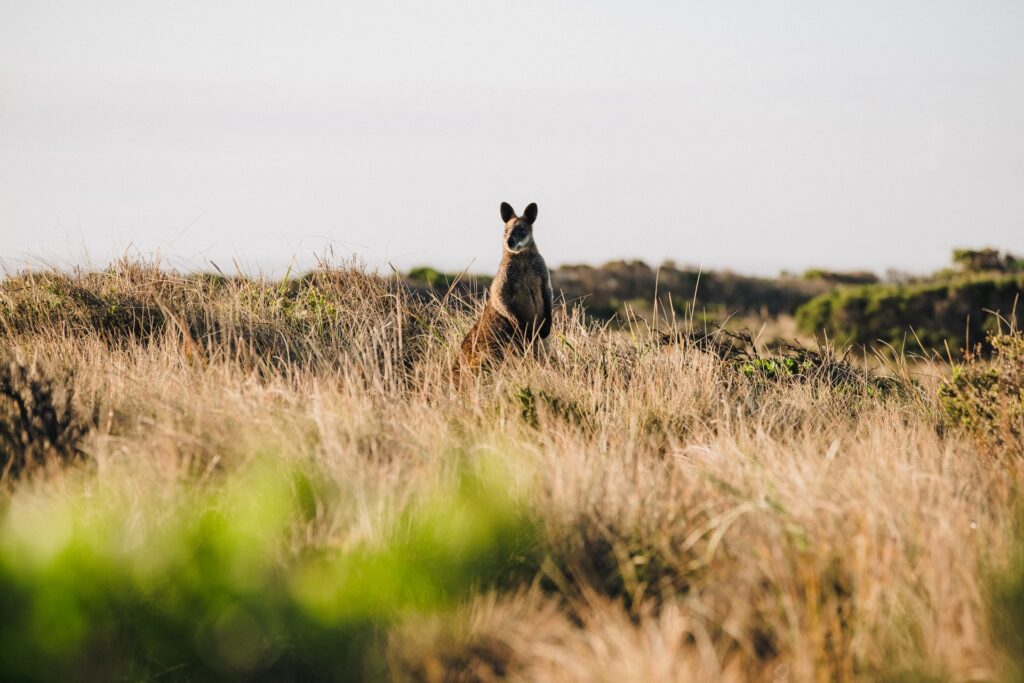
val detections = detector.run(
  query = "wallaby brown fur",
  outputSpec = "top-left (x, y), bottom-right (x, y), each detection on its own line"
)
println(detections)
top-left (454, 202), bottom-right (552, 384)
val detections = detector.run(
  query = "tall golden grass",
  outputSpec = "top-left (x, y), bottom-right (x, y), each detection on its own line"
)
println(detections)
top-left (0, 258), bottom-right (1020, 681)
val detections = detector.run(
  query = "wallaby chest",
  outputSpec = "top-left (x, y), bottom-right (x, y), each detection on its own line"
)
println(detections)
top-left (494, 256), bottom-right (546, 325)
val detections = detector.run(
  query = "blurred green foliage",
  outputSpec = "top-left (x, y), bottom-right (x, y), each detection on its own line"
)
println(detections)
top-left (0, 460), bottom-right (537, 681)
top-left (990, 506), bottom-right (1024, 683)
top-left (407, 267), bottom-right (446, 288)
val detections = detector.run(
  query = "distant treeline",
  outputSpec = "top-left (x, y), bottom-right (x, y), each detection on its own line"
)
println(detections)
top-left (553, 261), bottom-right (831, 319)
top-left (408, 247), bottom-right (1024, 351)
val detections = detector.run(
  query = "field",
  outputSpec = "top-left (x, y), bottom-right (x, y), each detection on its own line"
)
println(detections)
top-left (1, 259), bottom-right (1023, 682)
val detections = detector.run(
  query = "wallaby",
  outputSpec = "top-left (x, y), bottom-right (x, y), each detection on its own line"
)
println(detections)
top-left (454, 202), bottom-right (552, 383)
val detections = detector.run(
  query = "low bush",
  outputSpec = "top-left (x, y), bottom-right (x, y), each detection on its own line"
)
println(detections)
top-left (939, 328), bottom-right (1024, 455)
top-left (667, 329), bottom-right (901, 396)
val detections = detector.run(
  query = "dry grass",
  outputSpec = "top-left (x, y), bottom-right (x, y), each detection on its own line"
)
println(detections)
top-left (0, 258), bottom-right (1020, 682)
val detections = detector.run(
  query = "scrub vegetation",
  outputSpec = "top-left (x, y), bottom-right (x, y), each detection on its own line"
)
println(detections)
top-left (1, 258), bottom-right (1022, 681)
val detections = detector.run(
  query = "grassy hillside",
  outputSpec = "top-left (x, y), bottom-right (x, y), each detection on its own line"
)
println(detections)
top-left (1, 259), bottom-right (1022, 681)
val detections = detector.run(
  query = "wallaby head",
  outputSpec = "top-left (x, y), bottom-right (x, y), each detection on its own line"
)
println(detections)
top-left (499, 202), bottom-right (539, 254)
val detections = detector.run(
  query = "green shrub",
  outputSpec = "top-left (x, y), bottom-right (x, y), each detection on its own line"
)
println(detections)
top-left (406, 267), bottom-right (493, 294)
top-left (407, 266), bottom-right (446, 288)
top-left (938, 328), bottom-right (1024, 455)
top-left (738, 356), bottom-right (810, 381)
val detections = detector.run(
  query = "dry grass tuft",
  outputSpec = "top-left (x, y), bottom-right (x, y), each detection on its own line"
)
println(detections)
top-left (0, 354), bottom-right (87, 482)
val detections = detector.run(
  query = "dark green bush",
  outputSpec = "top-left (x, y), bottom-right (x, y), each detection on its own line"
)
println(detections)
top-left (796, 275), bottom-right (1024, 351)
top-left (952, 248), bottom-right (1024, 274)
top-left (802, 269), bottom-right (879, 285)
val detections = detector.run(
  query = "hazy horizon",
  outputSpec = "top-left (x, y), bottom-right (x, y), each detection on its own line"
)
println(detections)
top-left (3, 1), bottom-right (1023, 277)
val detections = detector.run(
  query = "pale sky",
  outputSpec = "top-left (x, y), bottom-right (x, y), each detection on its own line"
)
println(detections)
top-left (2, 1), bottom-right (1023, 276)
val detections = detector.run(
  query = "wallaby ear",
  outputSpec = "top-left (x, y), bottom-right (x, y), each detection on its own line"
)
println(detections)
top-left (500, 202), bottom-right (516, 223)
top-left (523, 202), bottom-right (538, 225)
